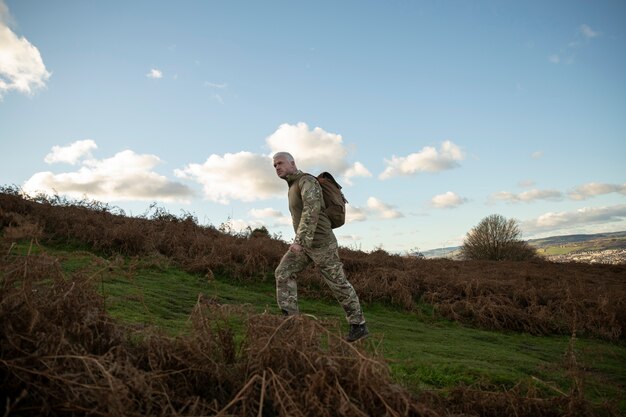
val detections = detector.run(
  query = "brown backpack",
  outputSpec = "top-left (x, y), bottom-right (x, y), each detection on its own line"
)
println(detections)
top-left (316, 172), bottom-right (347, 229)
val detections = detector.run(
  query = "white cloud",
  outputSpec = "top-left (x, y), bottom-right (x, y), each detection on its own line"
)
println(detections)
top-left (344, 162), bottom-right (372, 185)
top-left (204, 81), bottom-right (227, 89)
top-left (379, 140), bottom-right (464, 180)
top-left (490, 182), bottom-right (626, 204)
top-left (224, 218), bottom-right (266, 233)
top-left (580, 24), bottom-right (599, 39)
top-left (249, 207), bottom-right (291, 226)
top-left (0, 1), bottom-right (9, 22)
top-left (204, 82), bottom-right (227, 103)
top-left (235, 219), bottom-right (264, 231)
top-left (568, 182), bottom-right (626, 200)
top-left (490, 189), bottom-right (563, 203)
top-left (267, 122), bottom-right (352, 175)
top-left (524, 204), bottom-right (626, 233)
top-left (338, 234), bottom-right (362, 242)
top-left (518, 180), bottom-right (536, 188)
top-left (249, 207), bottom-right (282, 218)
top-left (548, 55), bottom-right (560, 64)
top-left (549, 24), bottom-right (599, 66)
top-left (146, 68), bottom-right (163, 79)
top-left (346, 204), bottom-right (367, 223)
top-left (24, 147), bottom-right (193, 202)
top-left (430, 191), bottom-right (467, 209)
top-left (44, 139), bottom-right (97, 165)
top-left (531, 151), bottom-right (544, 159)
top-left (175, 152), bottom-right (282, 204)
top-left (0, 2), bottom-right (51, 98)
top-left (367, 197), bottom-right (403, 219)
top-left (180, 122), bottom-right (370, 203)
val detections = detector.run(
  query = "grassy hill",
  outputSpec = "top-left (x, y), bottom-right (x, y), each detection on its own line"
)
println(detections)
top-left (530, 231), bottom-right (626, 256)
top-left (420, 231), bottom-right (626, 261)
top-left (2, 189), bottom-right (626, 416)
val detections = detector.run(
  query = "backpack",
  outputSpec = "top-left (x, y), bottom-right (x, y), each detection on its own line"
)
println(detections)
top-left (316, 172), bottom-right (348, 229)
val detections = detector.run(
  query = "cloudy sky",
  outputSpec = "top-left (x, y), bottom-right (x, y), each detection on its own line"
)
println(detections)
top-left (1, 0), bottom-right (625, 253)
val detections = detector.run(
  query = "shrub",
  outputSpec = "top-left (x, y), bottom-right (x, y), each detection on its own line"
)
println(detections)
top-left (461, 214), bottom-right (537, 261)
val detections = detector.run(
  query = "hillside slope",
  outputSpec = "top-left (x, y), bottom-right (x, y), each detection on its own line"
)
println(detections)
top-left (2, 189), bottom-right (626, 415)
top-left (421, 231), bottom-right (626, 264)
top-left (1, 188), bottom-right (624, 341)
top-left (531, 231), bottom-right (626, 264)
top-left (3, 240), bottom-right (626, 416)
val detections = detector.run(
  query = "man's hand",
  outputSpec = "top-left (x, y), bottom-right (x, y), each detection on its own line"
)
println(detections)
top-left (289, 243), bottom-right (304, 253)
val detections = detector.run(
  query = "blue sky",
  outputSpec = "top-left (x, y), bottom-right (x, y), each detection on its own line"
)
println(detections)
top-left (1, 0), bottom-right (625, 253)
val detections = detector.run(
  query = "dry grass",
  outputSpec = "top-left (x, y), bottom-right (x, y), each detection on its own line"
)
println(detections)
top-left (2, 241), bottom-right (615, 416)
top-left (0, 243), bottom-right (441, 416)
top-left (1, 187), bottom-right (624, 343)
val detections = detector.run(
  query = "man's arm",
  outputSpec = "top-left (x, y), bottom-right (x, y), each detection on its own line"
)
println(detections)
top-left (293, 176), bottom-right (322, 250)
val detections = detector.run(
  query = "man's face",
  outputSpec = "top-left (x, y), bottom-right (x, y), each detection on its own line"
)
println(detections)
top-left (273, 156), bottom-right (296, 179)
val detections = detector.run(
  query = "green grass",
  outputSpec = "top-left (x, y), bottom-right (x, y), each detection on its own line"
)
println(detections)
top-left (536, 236), bottom-right (626, 256)
top-left (539, 246), bottom-right (579, 256)
top-left (9, 242), bottom-right (626, 410)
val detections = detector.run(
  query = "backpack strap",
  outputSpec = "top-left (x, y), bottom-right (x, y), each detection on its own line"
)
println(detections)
top-left (293, 172), bottom-right (326, 208)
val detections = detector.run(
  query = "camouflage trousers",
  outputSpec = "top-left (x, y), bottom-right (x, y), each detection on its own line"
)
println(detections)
top-left (275, 241), bottom-right (365, 325)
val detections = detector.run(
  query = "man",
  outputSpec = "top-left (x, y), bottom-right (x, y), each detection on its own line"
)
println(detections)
top-left (272, 151), bottom-right (368, 342)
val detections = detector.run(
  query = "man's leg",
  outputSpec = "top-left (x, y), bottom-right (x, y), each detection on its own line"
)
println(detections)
top-left (312, 242), bottom-right (365, 325)
top-left (274, 249), bottom-right (311, 315)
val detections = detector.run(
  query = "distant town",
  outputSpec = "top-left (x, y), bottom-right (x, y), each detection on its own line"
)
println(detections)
top-left (543, 249), bottom-right (626, 265)
top-left (419, 231), bottom-right (626, 265)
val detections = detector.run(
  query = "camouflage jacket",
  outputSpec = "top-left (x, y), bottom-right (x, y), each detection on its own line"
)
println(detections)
top-left (286, 170), bottom-right (335, 248)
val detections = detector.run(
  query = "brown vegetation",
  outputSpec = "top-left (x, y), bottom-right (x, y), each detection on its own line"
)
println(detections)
top-left (1, 188), bottom-right (624, 342)
top-left (1, 238), bottom-right (611, 416)
top-left (0, 245), bottom-right (434, 416)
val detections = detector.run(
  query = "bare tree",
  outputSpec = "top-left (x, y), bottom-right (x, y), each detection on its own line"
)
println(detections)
top-left (461, 214), bottom-right (537, 261)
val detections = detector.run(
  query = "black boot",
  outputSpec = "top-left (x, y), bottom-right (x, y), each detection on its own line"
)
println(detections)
top-left (346, 323), bottom-right (369, 342)
top-left (281, 309), bottom-right (299, 316)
